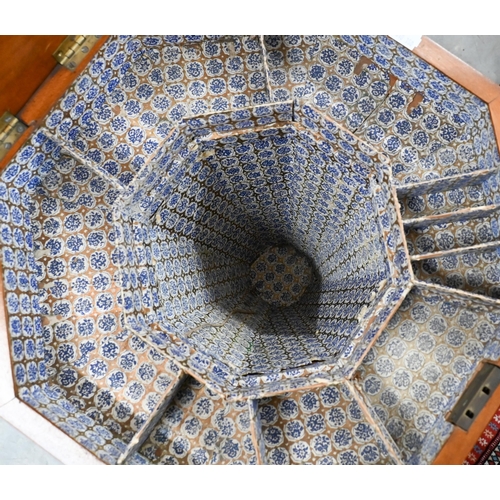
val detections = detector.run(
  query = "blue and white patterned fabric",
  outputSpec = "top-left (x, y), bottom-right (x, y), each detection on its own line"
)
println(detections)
top-left (1, 35), bottom-right (499, 465)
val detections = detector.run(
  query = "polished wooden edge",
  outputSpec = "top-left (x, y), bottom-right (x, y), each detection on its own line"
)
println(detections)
top-left (1, 34), bottom-right (499, 465)
top-left (413, 36), bottom-right (500, 104)
top-left (489, 96), bottom-right (500, 156)
top-left (0, 36), bottom-right (112, 463)
top-left (0, 398), bottom-right (104, 465)
top-left (433, 359), bottom-right (500, 465)
top-left (414, 38), bottom-right (500, 464)
top-left (0, 35), bottom-right (110, 173)
top-left (18, 35), bottom-right (110, 125)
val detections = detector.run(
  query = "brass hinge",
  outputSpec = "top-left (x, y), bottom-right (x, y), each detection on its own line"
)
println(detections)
top-left (0, 112), bottom-right (27, 161)
top-left (53, 35), bottom-right (101, 71)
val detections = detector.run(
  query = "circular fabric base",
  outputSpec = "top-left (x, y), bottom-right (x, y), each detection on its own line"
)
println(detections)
top-left (250, 245), bottom-right (313, 307)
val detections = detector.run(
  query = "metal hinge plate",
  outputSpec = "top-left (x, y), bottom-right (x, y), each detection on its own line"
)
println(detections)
top-left (53, 35), bottom-right (101, 71)
top-left (448, 362), bottom-right (500, 431)
top-left (0, 112), bottom-right (27, 161)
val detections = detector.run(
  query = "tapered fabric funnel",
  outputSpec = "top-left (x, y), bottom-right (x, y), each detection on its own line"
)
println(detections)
top-left (1, 36), bottom-right (499, 466)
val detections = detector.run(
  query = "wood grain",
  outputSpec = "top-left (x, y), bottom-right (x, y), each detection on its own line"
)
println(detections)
top-left (0, 35), bottom-right (66, 118)
top-left (413, 36), bottom-right (500, 104)
top-left (489, 96), bottom-right (500, 151)
top-left (433, 359), bottom-right (500, 465)
top-left (0, 35), bottom-right (109, 172)
top-left (399, 37), bottom-right (500, 464)
top-left (18, 35), bottom-right (109, 125)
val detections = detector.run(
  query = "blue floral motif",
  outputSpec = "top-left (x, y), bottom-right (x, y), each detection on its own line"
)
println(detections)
top-left (188, 448), bottom-right (209, 465)
top-left (85, 210), bottom-right (104, 229)
top-left (264, 426), bottom-right (283, 447)
top-left (359, 444), bottom-right (380, 464)
top-left (58, 367), bottom-right (78, 387)
top-left (124, 381), bottom-right (145, 402)
top-left (110, 115), bottom-right (129, 134)
top-left (76, 318), bottom-right (95, 337)
top-left (118, 351), bottom-right (138, 372)
top-left (90, 251), bottom-right (109, 271)
top-left (319, 386), bottom-right (341, 407)
top-left (207, 78), bottom-right (226, 96)
top-left (89, 272), bottom-right (111, 292)
top-left (168, 437), bottom-right (189, 459)
top-left (332, 428), bottom-right (353, 450)
top-left (216, 416), bottom-right (236, 437)
top-left (57, 343), bottom-right (77, 363)
top-left (47, 258), bottom-right (67, 278)
top-left (126, 127), bottom-right (146, 146)
top-left (112, 401), bottom-right (134, 422)
top-left (0, 35), bottom-right (496, 466)
top-left (96, 293), bottom-right (113, 312)
top-left (165, 65), bottom-right (183, 82)
top-left (185, 62), bottom-right (204, 79)
top-left (100, 338), bottom-right (119, 360)
top-left (284, 420), bottom-right (304, 441)
top-left (305, 414), bottom-right (326, 435)
top-left (54, 321), bottom-right (74, 341)
top-left (139, 111), bottom-right (158, 128)
top-left (267, 447), bottom-right (289, 465)
top-left (256, 404), bottom-right (276, 425)
top-left (64, 214), bottom-right (83, 232)
top-left (66, 234), bottom-right (86, 253)
top-left (97, 313), bottom-right (117, 333)
top-left (137, 363), bottom-right (156, 383)
top-left (43, 217), bottom-right (62, 236)
top-left (74, 296), bottom-right (93, 316)
top-left (187, 397), bottom-right (211, 419)
top-left (136, 83), bottom-right (154, 102)
top-left (290, 441), bottom-right (311, 462)
top-left (107, 370), bottom-right (127, 390)
top-left (299, 392), bottom-right (320, 413)
top-left (113, 143), bottom-right (133, 163)
top-left (59, 182), bottom-right (79, 201)
top-left (95, 389), bottom-right (114, 410)
top-left (89, 359), bottom-right (108, 379)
